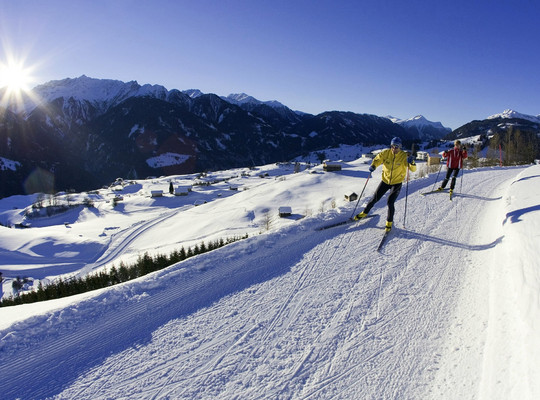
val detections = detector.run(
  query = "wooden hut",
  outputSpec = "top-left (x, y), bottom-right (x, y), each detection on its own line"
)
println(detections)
top-left (344, 192), bottom-right (358, 202)
top-left (427, 155), bottom-right (441, 166)
top-left (323, 162), bottom-right (342, 172)
top-left (278, 206), bottom-right (292, 217)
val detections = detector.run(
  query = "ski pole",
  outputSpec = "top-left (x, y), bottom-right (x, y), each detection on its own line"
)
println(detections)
top-left (460, 168), bottom-right (464, 193)
top-left (403, 165), bottom-right (410, 228)
top-left (349, 175), bottom-right (370, 219)
top-left (430, 162), bottom-right (443, 192)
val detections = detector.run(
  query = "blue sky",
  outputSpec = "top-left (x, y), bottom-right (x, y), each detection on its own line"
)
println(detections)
top-left (1, 0), bottom-right (539, 129)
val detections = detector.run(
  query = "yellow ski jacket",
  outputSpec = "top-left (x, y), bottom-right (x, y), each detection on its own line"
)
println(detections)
top-left (371, 148), bottom-right (417, 185)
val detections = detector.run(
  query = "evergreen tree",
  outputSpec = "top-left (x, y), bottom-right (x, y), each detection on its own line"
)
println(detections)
top-left (179, 247), bottom-right (187, 260)
top-left (118, 262), bottom-right (130, 282)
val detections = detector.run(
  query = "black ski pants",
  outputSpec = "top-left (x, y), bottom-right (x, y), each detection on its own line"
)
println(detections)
top-left (363, 181), bottom-right (402, 223)
top-left (440, 167), bottom-right (460, 190)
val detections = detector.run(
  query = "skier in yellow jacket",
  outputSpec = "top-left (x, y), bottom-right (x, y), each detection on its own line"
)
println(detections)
top-left (354, 137), bottom-right (416, 231)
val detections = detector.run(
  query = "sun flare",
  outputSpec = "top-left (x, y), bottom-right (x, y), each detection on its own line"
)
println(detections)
top-left (1, 58), bottom-right (35, 91)
top-left (0, 56), bottom-right (37, 109)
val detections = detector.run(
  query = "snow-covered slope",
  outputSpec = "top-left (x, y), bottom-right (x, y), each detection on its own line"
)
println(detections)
top-left (487, 109), bottom-right (540, 124)
top-left (14, 76), bottom-right (288, 116)
top-left (399, 115), bottom-right (450, 130)
top-left (224, 92), bottom-right (287, 109)
top-left (0, 160), bottom-right (539, 399)
top-left (182, 88), bottom-right (204, 99)
top-left (387, 114), bottom-right (452, 140)
top-left (17, 75), bottom-right (170, 114)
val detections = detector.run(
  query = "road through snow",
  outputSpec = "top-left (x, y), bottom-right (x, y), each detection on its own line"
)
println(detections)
top-left (0, 166), bottom-right (531, 399)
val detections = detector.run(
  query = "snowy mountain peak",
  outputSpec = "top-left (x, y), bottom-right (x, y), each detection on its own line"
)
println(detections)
top-left (19, 75), bottom-right (169, 114)
top-left (385, 114), bottom-right (451, 140)
top-left (227, 93), bottom-right (255, 103)
top-left (385, 115), bottom-right (400, 124)
top-left (225, 93), bottom-right (286, 109)
top-left (410, 115), bottom-right (428, 123)
top-left (387, 115), bottom-right (451, 131)
top-left (487, 109), bottom-right (540, 124)
top-left (182, 89), bottom-right (204, 99)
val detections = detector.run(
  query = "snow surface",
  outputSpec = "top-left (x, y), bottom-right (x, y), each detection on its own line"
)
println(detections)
top-left (225, 93), bottom-right (287, 109)
top-left (387, 115), bottom-right (451, 132)
top-left (487, 109), bottom-right (540, 124)
top-left (0, 158), bottom-right (539, 399)
top-left (15, 75), bottom-right (169, 114)
top-left (145, 152), bottom-right (192, 168)
top-left (0, 156), bottom-right (20, 171)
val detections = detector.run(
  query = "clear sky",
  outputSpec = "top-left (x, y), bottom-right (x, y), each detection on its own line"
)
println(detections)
top-left (1, 0), bottom-right (539, 129)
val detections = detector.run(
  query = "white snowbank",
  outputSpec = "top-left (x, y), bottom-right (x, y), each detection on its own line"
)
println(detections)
top-left (0, 162), bottom-right (539, 399)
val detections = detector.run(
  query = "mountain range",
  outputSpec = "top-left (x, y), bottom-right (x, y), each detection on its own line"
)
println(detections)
top-left (386, 115), bottom-right (452, 141)
top-left (447, 109), bottom-right (540, 143)
top-left (0, 76), bottom-right (538, 197)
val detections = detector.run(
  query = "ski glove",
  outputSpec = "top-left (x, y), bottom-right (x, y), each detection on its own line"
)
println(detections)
top-left (369, 165), bottom-right (375, 173)
top-left (407, 156), bottom-right (414, 164)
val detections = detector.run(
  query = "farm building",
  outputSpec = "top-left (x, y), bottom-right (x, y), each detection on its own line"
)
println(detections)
top-left (416, 151), bottom-right (429, 161)
top-left (323, 162), bottom-right (342, 172)
top-left (174, 186), bottom-right (190, 196)
top-left (428, 155), bottom-right (441, 166)
top-left (278, 206), bottom-right (292, 217)
top-left (344, 192), bottom-right (358, 202)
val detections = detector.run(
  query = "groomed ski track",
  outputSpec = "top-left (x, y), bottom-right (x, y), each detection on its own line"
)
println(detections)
top-left (0, 166), bottom-right (524, 399)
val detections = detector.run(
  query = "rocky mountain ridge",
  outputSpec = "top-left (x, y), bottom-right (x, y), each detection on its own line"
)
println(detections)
top-left (1, 76), bottom-right (538, 197)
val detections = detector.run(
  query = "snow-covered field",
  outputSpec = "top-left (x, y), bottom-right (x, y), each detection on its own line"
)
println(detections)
top-left (0, 158), bottom-right (539, 399)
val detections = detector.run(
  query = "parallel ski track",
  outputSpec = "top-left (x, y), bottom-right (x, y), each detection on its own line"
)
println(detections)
top-left (167, 226), bottom-right (367, 399)
top-left (84, 208), bottom-right (179, 272)
top-left (286, 170), bottom-right (514, 399)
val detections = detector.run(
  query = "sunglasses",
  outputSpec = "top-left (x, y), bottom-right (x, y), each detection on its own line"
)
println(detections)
top-left (391, 145), bottom-right (401, 149)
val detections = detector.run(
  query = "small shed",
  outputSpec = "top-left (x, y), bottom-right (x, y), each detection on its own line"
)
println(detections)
top-left (151, 190), bottom-right (163, 197)
top-left (174, 186), bottom-right (190, 196)
top-left (278, 206), bottom-right (292, 217)
top-left (427, 155), bottom-right (441, 166)
top-left (344, 192), bottom-right (358, 202)
top-left (323, 162), bottom-right (342, 172)
top-left (416, 151), bottom-right (429, 161)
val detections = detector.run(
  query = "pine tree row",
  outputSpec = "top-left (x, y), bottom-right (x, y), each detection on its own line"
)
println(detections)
top-left (0, 234), bottom-right (248, 308)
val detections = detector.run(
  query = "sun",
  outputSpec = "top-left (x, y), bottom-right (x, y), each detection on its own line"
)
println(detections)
top-left (0, 64), bottom-right (30, 91)
top-left (0, 61), bottom-right (32, 92)
top-left (0, 57), bottom-right (37, 109)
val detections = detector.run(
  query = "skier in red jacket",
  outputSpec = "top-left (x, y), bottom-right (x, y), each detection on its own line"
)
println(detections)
top-left (437, 140), bottom-right (468, 196)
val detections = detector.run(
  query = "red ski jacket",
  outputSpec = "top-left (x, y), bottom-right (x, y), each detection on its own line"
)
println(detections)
top-left (443, 147), bottom-right (468, 169)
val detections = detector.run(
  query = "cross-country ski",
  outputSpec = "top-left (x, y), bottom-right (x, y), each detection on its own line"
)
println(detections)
top-left (315, 214), bottom-right (377, 231)
top-left (376, 228), bottom-right (392, 251)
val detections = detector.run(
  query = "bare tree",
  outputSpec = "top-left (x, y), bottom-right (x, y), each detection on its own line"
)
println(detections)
top-left (262, 212), bottom-right (273, 231)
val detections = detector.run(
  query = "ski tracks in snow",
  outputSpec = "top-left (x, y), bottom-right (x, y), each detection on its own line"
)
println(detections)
top-left (82, 208), bottom-right (180, 274)
top-left (0, 167), bottom-right (527, 400)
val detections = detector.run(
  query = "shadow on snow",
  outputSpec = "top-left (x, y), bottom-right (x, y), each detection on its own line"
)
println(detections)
top-left (399, 228), bottom-right (504, 251)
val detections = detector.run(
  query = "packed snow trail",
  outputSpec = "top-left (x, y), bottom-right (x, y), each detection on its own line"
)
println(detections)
top-left (0, 166), bottom-right (529, 399)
